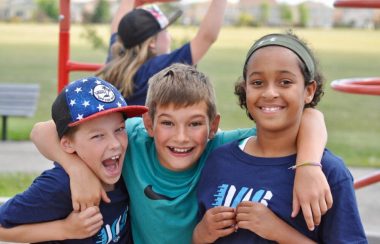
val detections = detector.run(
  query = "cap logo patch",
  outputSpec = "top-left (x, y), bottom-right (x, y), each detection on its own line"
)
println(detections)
top-left (145, 5), bottom-right (169, 28)
top-left (93, 84), bottom-right (115, 103)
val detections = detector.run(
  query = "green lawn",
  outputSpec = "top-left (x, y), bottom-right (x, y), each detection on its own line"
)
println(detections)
top-left (0, 23), bottom-right (379, 170)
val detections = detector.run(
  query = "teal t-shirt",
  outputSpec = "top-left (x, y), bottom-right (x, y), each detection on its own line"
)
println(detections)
top-left (123, 118), bottom-right (255, 244)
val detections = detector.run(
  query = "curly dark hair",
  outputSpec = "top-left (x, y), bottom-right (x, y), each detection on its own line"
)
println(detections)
top-left (235, 31), bottom-right (325, 121)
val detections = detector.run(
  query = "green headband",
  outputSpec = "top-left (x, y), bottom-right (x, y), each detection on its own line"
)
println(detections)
top-left (244, 34), bottom-right (315, 82)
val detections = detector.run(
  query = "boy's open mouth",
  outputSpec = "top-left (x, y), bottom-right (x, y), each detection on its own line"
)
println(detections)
top-left (102, 154), bottom-right (121, 175)
top-left (168, 146), bottom-right (194, 154)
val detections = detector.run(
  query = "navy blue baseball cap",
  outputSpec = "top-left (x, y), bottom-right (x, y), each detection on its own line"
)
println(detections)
top-left (118, 4), bottom-right (182, 48)
top-left (52, 76), bottom-right (148, 138)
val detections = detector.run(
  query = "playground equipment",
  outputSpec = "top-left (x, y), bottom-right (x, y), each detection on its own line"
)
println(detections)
top-left (58, 0), bottom-right (178, 92)
top-left (58, 0), bottom-right (103, 93)
top-left (332, 0), bottom-right (380, 190)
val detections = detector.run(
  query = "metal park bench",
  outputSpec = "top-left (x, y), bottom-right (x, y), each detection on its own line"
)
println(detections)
top-left (0, 84), bottom-right (40, 141)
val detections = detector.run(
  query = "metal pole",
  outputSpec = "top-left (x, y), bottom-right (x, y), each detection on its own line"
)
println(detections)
top-left (1, 116), bottom-right (7, 141)
top-left (58, 0), bottom-right (71, 93)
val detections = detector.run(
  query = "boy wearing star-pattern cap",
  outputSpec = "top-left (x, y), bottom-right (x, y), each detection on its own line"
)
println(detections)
top-left (0, 77), bottom-right (147, 243)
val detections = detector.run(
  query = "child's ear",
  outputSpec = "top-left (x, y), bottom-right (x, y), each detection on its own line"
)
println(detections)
top-left (60, 136), bottom-right (76, 154)
top-left (148, 38), bottom-right (157, 54)
top-left (142, 113), bottom-right (154, 137)
top-left (304, 80), bottom-right (317, 104)
top-left (208, 114), bottom-right (221, 140)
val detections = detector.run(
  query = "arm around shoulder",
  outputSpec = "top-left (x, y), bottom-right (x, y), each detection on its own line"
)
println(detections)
top-left (0, 206), bottom-right (103, 242)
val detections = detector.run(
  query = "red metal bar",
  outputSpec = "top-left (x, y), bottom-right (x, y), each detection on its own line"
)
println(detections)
top-left (334, 0), bottom-right (380, 8)
top-left (330, 77), bottom-right (380, 96)
top-left (58, 0), bottom-right (70, 93)
top-left (67, 61), bottom-right (103, 72)
top-left (354, 172), bottom-right (380, 189)
top-left (58, 0), bottom-right (104, 93)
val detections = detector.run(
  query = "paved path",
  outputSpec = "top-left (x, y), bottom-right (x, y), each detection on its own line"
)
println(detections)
top-left (0, 141), bottom-right (379, 243)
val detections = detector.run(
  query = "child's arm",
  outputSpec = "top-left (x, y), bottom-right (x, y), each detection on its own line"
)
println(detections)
top-left (30, 121), bottom-right (110, 211)
top-left (236, 202), bottom-right (316, 244)
top-left (294, 108), bottom-right (333, 230)
top-left (0, 207), bottom-right (103, 242)
top-left (190, 0), bottom-right (227, 64)
top-left (110, 0), bottom-right (135, 34)
top-left (192, 206), bottom-right (236, 244)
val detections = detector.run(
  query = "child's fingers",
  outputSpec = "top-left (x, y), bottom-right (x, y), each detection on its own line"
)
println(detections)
top-left (72, 201), bottom-right (80, 212)
top-left (216, 226), bottom-right (236, 238)
top-left (311, 201), bottom-right (321, 226)
top-left (291, 193), bottom-right (300, 218)
top-left (319, 197), bottom-right (328, 216)
top-left (80, 206), bottom-right (100, 217)
top-left (101, 189), bottom-right (111, 204)
top-left (301, 204), bottom-right (315, 231)
top-left (325, 190), bottom-right (333, 210)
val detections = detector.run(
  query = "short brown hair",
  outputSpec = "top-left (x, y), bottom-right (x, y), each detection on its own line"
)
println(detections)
top-left (146, 63), bottom-right (217, 121)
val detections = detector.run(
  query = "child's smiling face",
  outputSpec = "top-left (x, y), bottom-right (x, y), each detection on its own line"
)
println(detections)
top-left (143, 101), bottom-right (220, 172)
top-left (245, 46), bottom-right (316, 133)
top-left (61, 113), bottom-right (127, 191)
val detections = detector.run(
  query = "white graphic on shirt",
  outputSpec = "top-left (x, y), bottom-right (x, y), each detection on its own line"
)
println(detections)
top-left (213, 184), bottom-right (273, 207)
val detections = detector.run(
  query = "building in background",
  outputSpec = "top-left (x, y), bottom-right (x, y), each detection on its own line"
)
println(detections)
top-left (0, 0), bottom-right (378, 29)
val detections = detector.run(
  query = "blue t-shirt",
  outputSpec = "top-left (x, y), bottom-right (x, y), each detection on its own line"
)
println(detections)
top-left (123, 118), bottom-right (254, 244)
top-left (106, 33), bottom-right (193, 105)
top-left (197, 140), bottom-right (367, 244)
top-left (0, 163), bottom-right (131, 244)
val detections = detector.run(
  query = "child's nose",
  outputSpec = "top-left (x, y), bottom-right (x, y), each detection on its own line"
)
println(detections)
top-left (175, 126), bottom-right (189, 142)
top-left (262, 84), bottom-right (279, 99)
top-left (109, 135), bottom-right (122, 150)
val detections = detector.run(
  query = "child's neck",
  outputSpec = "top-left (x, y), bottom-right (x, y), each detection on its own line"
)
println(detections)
top-left (245, 127), bottom-right (298, 157)
top-left (102, 183), bottom-right (115, 192)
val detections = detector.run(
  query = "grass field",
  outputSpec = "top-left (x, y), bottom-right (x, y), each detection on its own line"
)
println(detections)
top-left (0, 23), bottom-right (379, 170)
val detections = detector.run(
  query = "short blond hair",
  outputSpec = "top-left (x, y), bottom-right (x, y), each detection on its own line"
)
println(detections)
top-left (146, 63), bottom-right (217, 121)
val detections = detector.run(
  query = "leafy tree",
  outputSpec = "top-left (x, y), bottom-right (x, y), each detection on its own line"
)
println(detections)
top-left (91, 0), bottom-right (110, 23)
top-left (35, 0), bottom-right (59, 21)
top-left (298, 3), bottom-right (309, 27)
top-left (279, 3), bottom-right (293, 26)
top-left (259, 1), bottom-right (270, 26)
top-left (236, 12), bottom-right (255, 27)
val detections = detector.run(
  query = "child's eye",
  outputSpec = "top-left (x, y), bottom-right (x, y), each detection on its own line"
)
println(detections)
top-left (115, 126), bottom-right (125, 133)
top-left (91, 134), bottom-right (103, 139)
top-left (248, 80), bottom-right (263, 87)
top-left (280, 79), bottom-right (293, 86)
top-left (161, 121), bottom-right (173, 127)
top-left (189, 121), bottom-right (203, 127)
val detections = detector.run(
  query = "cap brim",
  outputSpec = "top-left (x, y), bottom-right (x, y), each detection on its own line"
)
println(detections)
top-left (68, 105), bottom-right (148, 127)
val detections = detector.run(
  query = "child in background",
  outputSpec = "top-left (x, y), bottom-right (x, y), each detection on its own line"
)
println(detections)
top-left (0, 77), bottom-right (148, 243)
top-left (194, 33), bottom-right (367, 243)
top-left (97, 0), bottom-right (228, 105)
top-left (31, 63), bottom-right (331, 244)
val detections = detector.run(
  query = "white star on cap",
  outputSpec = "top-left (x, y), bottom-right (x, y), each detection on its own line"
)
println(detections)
top-left (75, 87), bottom-right (82, 93)
top-left (82, 101), bottom-right (90, 107)
top-left (117, 102), bottom-right (122, 107)
top-left (76, 114), bottom-right (84, 120)
top-left (97, 104), bottom-right (104, 111)
top-left (82, 78), bottom-right (88, 83)
top-left (89, 89), bottom-right (93, 95)
top-left (95, 80), bottom-right (102, 85)
top-left (70, 99), bottom-right (76, 106)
